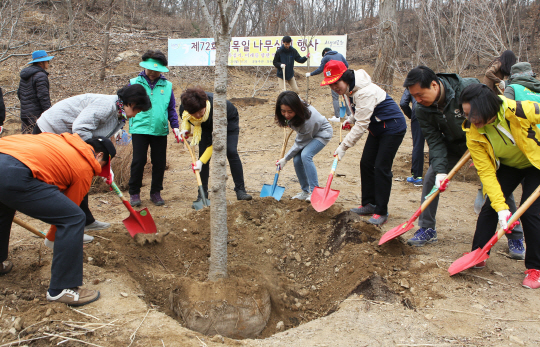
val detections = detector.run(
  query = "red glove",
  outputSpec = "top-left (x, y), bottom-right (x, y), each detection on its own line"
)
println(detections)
top-left (342, 122), bottom-right (352, 130)
top-left (307, 53), bottom-right (311, 58)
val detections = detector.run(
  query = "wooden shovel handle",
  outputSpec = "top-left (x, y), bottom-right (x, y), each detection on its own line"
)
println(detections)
top-left (13, 217), bottom-right (45, 239)
top-left (182, 135), bottom-right (204, 186)
top-left (494, 183), bottom-right (540, 241)
top-left (280, 128), bottom-right (294, 158)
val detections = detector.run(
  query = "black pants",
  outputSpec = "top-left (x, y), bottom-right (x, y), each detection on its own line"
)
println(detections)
top-left (129, 134), bottom-right (167, 195)
top-left (0, 154), bottom-right (85, 289)
top-left (21, 116), bottom-right (38, 134)
top-left (410, 115), bottom-right (425, 178)
top-left (199, 130), bottom-right (245, 196)
top-left (360, 131), bottom-right (405, 215)
top-left (32, 124), bottom-right (42, 134)
top-left (473, 164), bottom-right (540, 269)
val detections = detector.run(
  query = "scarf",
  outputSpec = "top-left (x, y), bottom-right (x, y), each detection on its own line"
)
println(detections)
top-left (181, 100), bottom-right (211, 146)
top-left (116, 99), bottom-right (127, 120)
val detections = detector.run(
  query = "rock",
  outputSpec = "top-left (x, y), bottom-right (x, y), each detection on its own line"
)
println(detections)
top-left (8, 294), bottom-right (17, 301)
top-left (210, 334), bottom-right (224, 343)
top-left (509, 335), bottom-right (524, 345)
top-left (305, 262), bottom-right (311, 266)
top-left (13, 317), bottom-right (24, 331)
top-left (92, 279), bottom-right (100, 285)
top-left (113, 50), bottom-right (139, 63)
top-left (120, 292), bottom-right (128, 298)
top-left (324, 251), bottom-right (330, 257)
top-left (8, 327), bottom-right (17, 336)
top-left (45, 308), bottom-right (54, 317)
top-left (297, 289), bottom-right (309, 297)
top-left (424, 314), bottom-right (433, 320)
top-left (400, 279), bottom-right (410, 289)
top-left (266, 249), bottom-right (273, 255)
top-left (294, 253), bottom-right (301, 262)
top-left (276, 321), bottom-right (285, 332)
top-left (472, 304), bottom-right (483, 310)
top-left (311, 285), bottom-right (317, 291)
top-left (88, 257), bottom-right (93, 262)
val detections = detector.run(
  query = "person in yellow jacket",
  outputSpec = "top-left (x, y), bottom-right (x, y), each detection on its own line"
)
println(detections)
top-left (461, 83), bottom-right (540, 289)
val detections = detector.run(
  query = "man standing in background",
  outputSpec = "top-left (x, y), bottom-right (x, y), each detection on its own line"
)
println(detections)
top-left (273, 36), bottom-right (309, 94)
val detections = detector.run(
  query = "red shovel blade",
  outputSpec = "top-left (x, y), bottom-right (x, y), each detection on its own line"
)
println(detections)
top-left (311, 187), bottom-right (340, 212)
top-left (122, 204), bottom-right (157, 237)
top-left (448, 248), bottom-right (489, 276)
top-left (379, 221), bottom-right (415, 245)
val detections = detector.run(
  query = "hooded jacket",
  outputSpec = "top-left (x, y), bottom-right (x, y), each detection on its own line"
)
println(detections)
top-left (504, 75), bottom-right (540, 102)
top-left (309, 51), bottom-right (348, 76)
top-left (415, 73), bottom-right (479, 174)
top-left (273, 45), bottom-right (308, 80)
top-left (17, 65), bottom-right (51, 121)
top-left (37, 94), bottom-right (123, 140)
top-left (463, 96), bottom-right (540, 212)
top-left (341, 69), bottom-right (406, 149)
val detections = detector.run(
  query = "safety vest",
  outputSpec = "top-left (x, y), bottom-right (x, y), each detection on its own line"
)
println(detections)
top-left (129, 76), bottom-right (172, 136)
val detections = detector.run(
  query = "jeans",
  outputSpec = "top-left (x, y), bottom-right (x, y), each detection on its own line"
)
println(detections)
top-left (0, 154), bottom-right (85, 289)
top-left (292, 139), bottom-right (326, 193)
top-left (199, 130), bottom-right (246, 196)
top-left (129, 134), bottom-right (167, 195)
top-left (278, 77), bottom-right (300, 94)
top-left (473, 164), bottom-right (540, 269)
top-left (360, 131), bottom-right (405, 215)
top-left (410, 115), bottom-right (425, 178)
top-left (332, 90), bottom-right (351, 119)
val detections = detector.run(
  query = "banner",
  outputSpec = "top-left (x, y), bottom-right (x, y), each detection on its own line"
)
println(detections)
top-left (168, 35), bottom-right (347, 67)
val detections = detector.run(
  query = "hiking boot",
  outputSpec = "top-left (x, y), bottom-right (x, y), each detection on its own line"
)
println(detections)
top-left (407, 227), bottom-right (437, 246)
top-left (292, 191), bottom-right (310, 200)
top-left (508, 238), bottom-right (525, 260)
top-left (83, 234), bottom-right (94, 244)
top-left (236, 190), bottom-right (252, 201)
top-left (523, 269), bottom-right (540, 289)
top-left (150, 192), bottom-right (165, 206)
top-left (350, 203), bottom-right (376, 215)
top-left (130, 194), bottom-right (141, 207)
top-left (47, 287), bottom-right (100, 306)
top-left (84, 220), bottom-right (110, 231)
top-left (0, 261), bottom-right (13, 275)
top-left (367, 214), bottom-right (388, 226)
top-left (406, 176), bottom-right (423, 187)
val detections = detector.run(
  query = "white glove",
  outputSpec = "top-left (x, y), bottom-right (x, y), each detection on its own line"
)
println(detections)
top-left (192, 160), bottom-right (202, 172)
top-left (276, 158), bottom-right (287, 170)
top-left (180, 129), bottom-right (190, 139)
top-left (334, 145), bottom-right (346, 160)
top-left (44, 238), bottom-right (54, 249)
top-left (498, 209), bottom-right (512, 230)
top-left (0, 126), bottom-right (3, 135)
top-left (102, 168), bottom-right (114, 185)
top-left (114, 129), bottom-right (123, 141)
top-left (280, 64), bottom-right (286, 69)
top-left (435, 173), bottom-right (448, 189)
top-left (173, 128), bottom-right (180, 140)
top-left (305, 72), bottom-right (311, 78)
top-left (499, 80), bottom-right (506, 91)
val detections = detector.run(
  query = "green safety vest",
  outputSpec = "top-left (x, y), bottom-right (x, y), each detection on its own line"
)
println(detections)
top-left (510, 84), bottom-right (540, 130)
top-left (129, 76), bottom-right (172, 136)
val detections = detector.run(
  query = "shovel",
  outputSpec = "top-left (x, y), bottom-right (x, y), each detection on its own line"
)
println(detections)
top-left (311, 157), bottom-right (340, 212)
top-left (183, 134), bottom-right (210, 210)
top-left (110, 182), bottom-right (157, 237)
top-left (448, 183), bottom-right (540, 276)
top-left (260, 128), bottom-right (294, 200)
top-left (339, 95), bottom-right (347, 118)
top-left (13, 217), bottom-right (46, 238)
top-left (378, 151), bottom-right (472, 245)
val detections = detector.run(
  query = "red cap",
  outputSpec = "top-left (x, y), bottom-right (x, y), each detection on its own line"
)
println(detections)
top-left (320, 60), bottom-right (348, 86)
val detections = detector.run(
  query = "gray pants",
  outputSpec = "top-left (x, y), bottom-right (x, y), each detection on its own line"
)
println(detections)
top-left (332, 90), bottom-right (351, 118)
top-left (418, 161), bottom-right (523, 239)
top-left (279, 77), bottom-right (300, 94)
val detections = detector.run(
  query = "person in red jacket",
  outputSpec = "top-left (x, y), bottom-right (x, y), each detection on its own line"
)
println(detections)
top-left (0, 133), bottom-right (115, 306)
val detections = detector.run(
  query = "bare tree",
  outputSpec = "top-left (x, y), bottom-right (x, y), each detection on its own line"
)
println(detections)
top-left (99, 0), bottom-right (115, 81)
top-left (373, 0), bottom-right (398, 92)
top-left (65, 0), bottom-right (75, 44)
top-left (198, 0), bottom-right (245, 281)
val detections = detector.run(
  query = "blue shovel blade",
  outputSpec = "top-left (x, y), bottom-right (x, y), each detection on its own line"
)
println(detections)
top-left (339, 106), bottom-right (347, 118)
top-left (260, 184), bottom-right (285, 201)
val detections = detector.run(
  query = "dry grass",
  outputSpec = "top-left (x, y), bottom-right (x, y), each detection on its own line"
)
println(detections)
top-left (90, 141), bottom-right (133, 193)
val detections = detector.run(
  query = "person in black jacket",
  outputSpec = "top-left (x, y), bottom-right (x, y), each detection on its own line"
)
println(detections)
top-left (399, 88), bottom-right (425, 186)
top-left (272, 36), bottom-right (309, 94)
top-left (17, 50), bottom-right (53, 133)
top-left (0, 88), bottom-right (5, 135)
top-left (179, 88), bottom-right (252, 207)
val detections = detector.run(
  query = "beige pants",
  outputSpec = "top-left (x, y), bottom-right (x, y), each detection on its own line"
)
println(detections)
top-left (279, 77), bottom-right (300, 94)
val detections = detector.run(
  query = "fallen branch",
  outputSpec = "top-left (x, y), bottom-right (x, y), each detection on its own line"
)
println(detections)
top-left (420, 307), bottom-right (539, 322)
top-left (70, 307), bottom-right (100, 320)
top-left (0, 336), bottom-right (49, 347)
top-left (43, 333), bottom-right (104, 347)
top-left (128, 309), bottom-right (151, 347)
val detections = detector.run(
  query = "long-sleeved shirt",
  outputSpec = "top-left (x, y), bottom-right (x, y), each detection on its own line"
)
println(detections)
top-left (309, 51), bottom-right (348, 76)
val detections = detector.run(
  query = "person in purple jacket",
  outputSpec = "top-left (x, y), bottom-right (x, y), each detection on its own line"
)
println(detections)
top-left (128, 50), bottom-right (180, 207)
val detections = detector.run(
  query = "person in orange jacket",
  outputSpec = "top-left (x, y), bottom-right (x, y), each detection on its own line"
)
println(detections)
top-left (0, 133), bottom-right (115, 306)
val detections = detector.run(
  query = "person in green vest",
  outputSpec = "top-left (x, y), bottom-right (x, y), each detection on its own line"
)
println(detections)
top-left (128, 50), bottom-right (180, 207)
top-left (503, 62), bottom-right (540, 105)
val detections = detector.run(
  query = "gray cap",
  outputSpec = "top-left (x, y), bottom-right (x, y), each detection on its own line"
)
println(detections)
top-left (510, 62), bottom-right (535, 79)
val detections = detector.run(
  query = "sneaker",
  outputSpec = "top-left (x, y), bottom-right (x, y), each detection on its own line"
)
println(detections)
top-left (306, 193), bottom-right (312, 202)
top-left (292, 191), bottom-right (310, 200)
top-left (130, 194), bottom-right (141, 207)
top-left (407, 227), bottom-right (437, 246)
top-left (47, 287), bottom-right (100, 306)
top-left (83, 234), bottom-right (94, 244)
top-left (236, 190), bottom-right (252, 201)
top-left (0, 261), bottom-right (12, 275)
top-left (350, 203), bottom-right (376, 215)
top-left (406, 176), bottom-right (423, 186)
top-left (508, 238), bottom-right (525, 260)
top-left (328, 116), bottom-right (341, 123)
top-left (367, 214), bottom-right (388, 225)
top-left (84, 220), bottom-right (110, 231)
top-left (473, 259), bottom-right (487, 269)
top-left (523, 269), bottom-right (540, 289)
top-left (150, 192), bottom-right (165, 206)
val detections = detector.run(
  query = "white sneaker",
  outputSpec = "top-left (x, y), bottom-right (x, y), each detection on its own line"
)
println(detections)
top-left (83, 234), bottom-right (94, 244)
top-left (292, 191), bottom-right (310, 200)
top-left (306, 193), bottom-right (312, 202)
top-left (328, 116), bottom-right (341, 123)
top-left (84, 220), bottom-right (110, 231)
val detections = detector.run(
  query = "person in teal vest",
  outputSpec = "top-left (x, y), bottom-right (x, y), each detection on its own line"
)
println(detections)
top-left (504, 62), bottom-right (540, 103)
top-left (128, 50), bottom-right (180, 207)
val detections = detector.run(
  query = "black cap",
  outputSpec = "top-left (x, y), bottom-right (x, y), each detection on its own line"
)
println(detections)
top-left (322, 47), bottom-right (332, 57)
top-left (95, 136), bottom-right (116, 161)
top-left (282, 36), bottom-right (292, 43)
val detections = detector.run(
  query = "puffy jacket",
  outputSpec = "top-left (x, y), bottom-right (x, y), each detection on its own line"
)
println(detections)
top-left (415, 73), bottom-right (479, 174)
top-left (17, 65), bottom-right (51, 121)
top-left (463, 96), bottom-right (540, 212)
top-left (273, 45), bottom-right (307, 80)
top-left (0, 88), bottom-right (5, 126)
top-left (310, 51), bottom-right (348, 76)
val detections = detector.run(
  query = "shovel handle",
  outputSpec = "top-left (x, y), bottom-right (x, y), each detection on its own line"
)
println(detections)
top-left (280, 128), bottom-right (294, 158)
top-left (181, 135), bottom-right (205, 185)
top-left (13, 217), bottom-right (46, 239)
top-left (330, 157), bottom-right (339, 176)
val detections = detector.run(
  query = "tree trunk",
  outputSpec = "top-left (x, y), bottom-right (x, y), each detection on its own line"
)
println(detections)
top-left (372, 0), bottom-right (397, 93)
top-left (99, 0), bottom-right (115, 81)
top-left (65, 0), bottom-right (75, 44)
top-left (208, 31), bottom-right (230, 281)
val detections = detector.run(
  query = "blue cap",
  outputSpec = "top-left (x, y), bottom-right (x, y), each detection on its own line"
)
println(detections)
top-left (28, 50), bottom-right (54, 64)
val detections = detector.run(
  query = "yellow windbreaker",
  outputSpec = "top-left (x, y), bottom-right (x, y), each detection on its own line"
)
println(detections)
top-left (463, 96), bottom-right (540, 212)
